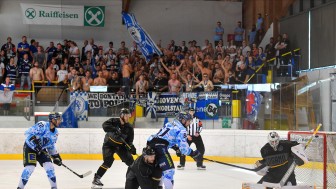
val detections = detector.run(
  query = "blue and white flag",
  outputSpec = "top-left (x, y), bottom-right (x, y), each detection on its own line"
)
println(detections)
top-left (122, 12), bottom-right (162, 62)
top-left (60, 100), bottom-right (78, 128)
top-left (246, 90), bottom-right (263, 123)
top-left (70, 91), bottom-right (88, 121)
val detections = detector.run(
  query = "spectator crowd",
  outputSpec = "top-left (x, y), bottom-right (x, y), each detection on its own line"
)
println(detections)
top-left (0, 17), bottom-right (292, 99)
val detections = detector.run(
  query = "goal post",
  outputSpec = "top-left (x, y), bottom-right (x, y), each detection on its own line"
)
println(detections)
top-left (288, 131), bottom-right (336, 189)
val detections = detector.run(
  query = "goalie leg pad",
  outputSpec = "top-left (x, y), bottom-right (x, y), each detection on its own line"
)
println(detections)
top-left (291, 144), bottom-right (309, 164)
top-left (43, 162), bottom-right (57, 188)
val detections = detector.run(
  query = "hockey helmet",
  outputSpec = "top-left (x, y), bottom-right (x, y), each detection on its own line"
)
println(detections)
top-left (268, 131), bottom-right (280, 151)
top-left (120, 108), bottom-right (130, 117)
top-left (142, 146), bottom-right (155, 156)
top-left (176, 111), bottom-right (192, 125)
top-left (49, 112), bottom-right (61, 121)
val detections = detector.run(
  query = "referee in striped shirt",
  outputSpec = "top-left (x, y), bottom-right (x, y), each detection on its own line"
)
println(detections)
top-left (177, 108), bottom-right (206, 170)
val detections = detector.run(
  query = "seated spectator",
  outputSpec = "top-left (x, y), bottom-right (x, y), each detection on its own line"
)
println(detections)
top-left (235, 63), bottom-right (254, 84)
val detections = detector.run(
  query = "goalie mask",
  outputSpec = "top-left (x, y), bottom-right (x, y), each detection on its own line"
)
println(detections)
top-left (268, 131), bottom-right (280, 151)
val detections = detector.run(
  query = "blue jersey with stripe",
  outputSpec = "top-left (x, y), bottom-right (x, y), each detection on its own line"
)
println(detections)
top-left (148, 119), bottom-right (192, 156)
top-left (25, 121), bottom-right (59, 155)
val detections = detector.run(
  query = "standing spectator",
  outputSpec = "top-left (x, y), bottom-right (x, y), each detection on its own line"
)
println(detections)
top-left (118, 41), bottom-right (130, 56)
top-left (0, 56), bottom-right (4, 83)
top-left (0, 50), bottom-right (8, 69)
top-left (234, 21), bottom-right (245, 47)
top-left (29, 61), bottom-right (45, 84)
top-left (52, 43), bottom-right (65, 66)
top-left (68, 41), bottom-right (80, 65)
top-left (179, 40), bottom-right (188, 53)
top-left (242, 41), bottom-right (251, 57)
top-left (256, 13), bottom-right (264, 32)
top-left (192, 73), bottom-right (214, 92)
top-left (146, 111), bottom-right (202, 189)
top-left (6, 57), bottom-right (17, 84)
top-left (93, 70), bottom-right (107, 86)
top-left (1, 37), bottom-right (16, 59)
top-left (81, 70), bottom-right (93, 92)
top-left (34, 46), bottom-right (46, 70)
top-left (168, 72), bottom-right (181, 93)
top-left (81, 40), bottom-right (88, 61)
top-left (107, 72), bottom-right (121, 93)
top-left (135, 74), bottom-right (148, 99)
top-left (45, 42), bottom-right (57, 63)
top-left (45, 62), bottom-right (56, 86)
top-left (89, 38), bottom-right (99, 57)
top-left (29, 39), bottom-right (38, 62)
top-left (122, 58), bottom-right (133, 96)
top-left (248, 24), bottom-right (257, 46)
top-left (56, 64), bottom-right (68, 83)
top-left (17, 36), bottom-right (30, 64)
top-left (16, 112), bottom-right (63, 189)
top-left (91, 108), bottom-right (136, 188)
top-left (153, 72), bottom-right (168, 92)
top-left (105, 41), bottom-right (115, 55)
top-left (265, 37), bottom-right (276, 61)
top-left (19, 54), bottom-right (32, 90)
top-left (177, 108), bottom-right (206, 170)
top-left (0, 77), bottom-right (15, 115)
top-left (214, 21), bottom-right (224, 47)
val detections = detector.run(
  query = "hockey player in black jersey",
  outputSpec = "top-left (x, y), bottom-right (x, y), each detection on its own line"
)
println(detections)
top-left (92, 108), bottom-right (137, 189)
top-left (125, 145), bottom-right (162, 189)
top-left (256, 131), bottom-right (308, 188)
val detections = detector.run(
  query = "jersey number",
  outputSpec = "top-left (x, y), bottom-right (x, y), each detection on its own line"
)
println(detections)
top-left (157, 128), bottom-right (170, 137)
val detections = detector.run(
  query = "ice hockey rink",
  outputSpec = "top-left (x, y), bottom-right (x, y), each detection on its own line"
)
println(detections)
top-left (0, 160), bottom-right (261, 189)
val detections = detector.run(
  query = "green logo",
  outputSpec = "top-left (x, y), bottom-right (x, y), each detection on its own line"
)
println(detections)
top-left (25, 8), bottom-right (36, 19)
top-left (84, 6), bottom-right (105, 27)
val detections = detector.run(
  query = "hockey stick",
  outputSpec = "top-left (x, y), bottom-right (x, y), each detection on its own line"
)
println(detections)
top-left (263, 123), bottom-right (322, 188)
top-left (62, 163), bottom-right (92, 178)
top-left (119, 136), bottom-right (139, 157)
top-left (203, 157), bottom-right (266, 172)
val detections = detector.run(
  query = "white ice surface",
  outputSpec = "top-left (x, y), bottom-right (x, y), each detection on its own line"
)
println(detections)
top-left (0, 160), bottom-right (261, 189)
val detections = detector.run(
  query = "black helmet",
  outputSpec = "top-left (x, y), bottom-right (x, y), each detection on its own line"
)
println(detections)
top-left (49, 112), bottom-right (61, 121)
top-left (142, 146), bottom-right (155, 156)
top-left (120, 108), bottom-right (130, 117)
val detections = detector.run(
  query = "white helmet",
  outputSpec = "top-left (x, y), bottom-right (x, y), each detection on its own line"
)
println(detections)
top-left (268, 131), bottom-right (280, 151)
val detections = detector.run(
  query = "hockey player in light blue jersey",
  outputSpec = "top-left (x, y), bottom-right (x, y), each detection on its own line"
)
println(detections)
top-left (147, 111), bottom-right (202, 189)
top-left (17, 112), bottom-right (63, 189)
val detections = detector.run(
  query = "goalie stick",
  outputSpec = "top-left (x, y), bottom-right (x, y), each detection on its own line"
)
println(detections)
top-left (62, 163), bottom-right (92, 178)
top-left (263, 123), bottom-right (322, 188)
top-left (203, 157), bottom-right (267, 172)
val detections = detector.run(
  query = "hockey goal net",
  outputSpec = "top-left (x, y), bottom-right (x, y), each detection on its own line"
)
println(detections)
top-left (288, 131), bottom-right (336, 189)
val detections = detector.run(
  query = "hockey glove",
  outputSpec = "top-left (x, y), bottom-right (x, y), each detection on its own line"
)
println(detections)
top-left (190, 150), bottom-right (202, 162)
top-left (172, 145), bottom-right (182, 157)
top-left (51, 154), bottom-right (63, 166)
top-left (128, 144), bottom-right (137, 155)
top-left (115, 128), bottom-right (127, 140)
top-left (29, 136), bottom-right (42, 155)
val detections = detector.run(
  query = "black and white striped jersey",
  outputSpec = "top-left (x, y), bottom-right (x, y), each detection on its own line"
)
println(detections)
top-left (187, 116), bottom-right (203, 136)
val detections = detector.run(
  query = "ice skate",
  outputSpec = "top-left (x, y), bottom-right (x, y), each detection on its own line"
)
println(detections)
top-left (91, 174), bottom-right (103, 189)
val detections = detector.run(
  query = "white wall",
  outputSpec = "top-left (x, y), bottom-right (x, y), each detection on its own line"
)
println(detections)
top-left (0, 0), bottom-right (241, 49)
top-left (0, 128), bottom-right (288, 157)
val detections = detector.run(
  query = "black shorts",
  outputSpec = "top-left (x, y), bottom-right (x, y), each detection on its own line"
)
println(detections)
top-left (23, 143), bottom-right (52, 167)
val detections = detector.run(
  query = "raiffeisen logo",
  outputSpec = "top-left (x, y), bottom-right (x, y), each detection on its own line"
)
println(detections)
top-left (38, 10), bottom-right (79, 19)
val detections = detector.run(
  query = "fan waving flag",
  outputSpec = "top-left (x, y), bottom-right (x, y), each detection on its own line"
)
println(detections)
top-left (122, 12), bottom-right (162, 62)
top-left (60, 100), bottom-right (78, 128)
